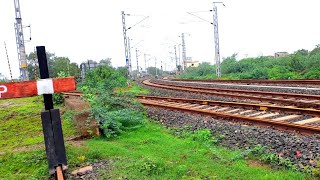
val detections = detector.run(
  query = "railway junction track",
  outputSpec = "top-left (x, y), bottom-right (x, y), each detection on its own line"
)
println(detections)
top-left (138, 96), bottom-right (320, 135)
top-left (143, 79), bottom-right (320, 109)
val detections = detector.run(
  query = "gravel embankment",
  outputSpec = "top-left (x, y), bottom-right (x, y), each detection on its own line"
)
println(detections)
top-left (152, 79), bottom-right (320, 95)
top-left (138, 80), bottom-right (320, 170)
top-left (147, 107), bottom-right (320, 169)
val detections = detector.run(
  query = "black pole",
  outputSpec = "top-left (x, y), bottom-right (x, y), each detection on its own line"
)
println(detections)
top-left (36, 46), bottom-right (67, 176)
top-left (37, 46), bottom-right (54, 110)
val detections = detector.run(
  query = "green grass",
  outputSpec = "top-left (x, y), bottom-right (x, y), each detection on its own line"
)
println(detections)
top-left (79, 123), bottom-right (313, 180)
top-left (0, 97), bottom-right (316, 179)
top-left (117, 82), bottom-right (150, 96)
top-left (0, 97), bottom-right (76, 152)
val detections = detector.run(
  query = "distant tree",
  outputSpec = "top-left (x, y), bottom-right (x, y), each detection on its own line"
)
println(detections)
top-left (51, 57), bottom-right (80, 77)
top-left (309, 44), bottom-right (320, 56)
top-left (146, 67), bottom-right (161, 76)
top-left (99, 58), bottom-right (112, 66)
top-left (294, 49), bottom-right (309, 56)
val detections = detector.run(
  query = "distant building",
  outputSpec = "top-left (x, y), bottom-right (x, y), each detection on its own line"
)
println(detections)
top-left (185, 60), bottom-right (200, 68)
top-left (80, 60), bottom-right (100, 79)
top-left (274, 52), bottom-right (289, 58)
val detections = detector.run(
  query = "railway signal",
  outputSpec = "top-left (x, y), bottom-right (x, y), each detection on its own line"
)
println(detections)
top-left (0, 46), bottom-right (75, 180)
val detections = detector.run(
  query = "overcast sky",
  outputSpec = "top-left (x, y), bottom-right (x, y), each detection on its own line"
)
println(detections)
top-left (0, 0), bottom-right (319, 78)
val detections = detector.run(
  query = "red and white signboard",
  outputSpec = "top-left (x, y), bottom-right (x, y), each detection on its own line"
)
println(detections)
top-left (0, 77), bottom-right (76, 100)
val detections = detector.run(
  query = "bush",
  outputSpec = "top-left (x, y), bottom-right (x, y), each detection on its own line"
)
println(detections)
top-left (80, 65), bottom-right (145, 138)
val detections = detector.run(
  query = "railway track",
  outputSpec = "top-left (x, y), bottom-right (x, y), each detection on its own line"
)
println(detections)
top-left (172, 79), bottom-right (320, 86)
top-left (138, 96), bottom-right (320, 135)
top-left (143, 80), bottom-right (320, 108)
top-left (63, 90), bottom-right (320, 134)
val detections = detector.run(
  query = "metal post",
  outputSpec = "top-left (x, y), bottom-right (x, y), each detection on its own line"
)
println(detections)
top-left (128, 38), bottom-right (132, 74)
top-left (136, 48), bottom-right (139, 73)
top-left (4, 42), bottom-right (13, 81)
top-left (213, 3), bottom-right (222, 78)
top-left (174, 45), bottom-right (178, 73)
top-left (161, 60), bottom-right (163, 76)
top-left (14, 0), bottom-right (29, 80)
top-left (155, 58), bottom-right (158, 77)
top-left (144, 54), bottom-right (147, 72)
top-left (181, 33), bottom-right (187, 71)
top-left (37, 46), bottom-right (67, 178)
top-left (121, 11), bottom-right (129, 75)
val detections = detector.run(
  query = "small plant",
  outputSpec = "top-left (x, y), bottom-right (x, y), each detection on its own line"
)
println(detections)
top-left (138, 158), bottom-right (166, 176)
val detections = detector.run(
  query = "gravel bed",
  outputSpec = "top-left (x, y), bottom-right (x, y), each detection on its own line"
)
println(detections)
top-left (66, 160), bottom-right (112, 180)
top-left (152, 79), bottom-right (320, 95)
top-left (139, 82), bottom-right (263, 104)
top-left (146, 107), bottom-right (320, 170)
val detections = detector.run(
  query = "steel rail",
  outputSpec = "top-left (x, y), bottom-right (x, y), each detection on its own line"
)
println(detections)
top-left (137, 95), bottom-right (320, 116)
top-left (139, 98), bottom-right (320, 135)
top-left (153, 80), bottom-right (320, 100)
top-left (172, 79), bottom-right (320, 85)
top-left (143, 80), bottom-right (320, 108)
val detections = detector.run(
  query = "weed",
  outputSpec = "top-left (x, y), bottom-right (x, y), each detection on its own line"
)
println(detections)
top-left (137, 158), bottom-right (166, 176)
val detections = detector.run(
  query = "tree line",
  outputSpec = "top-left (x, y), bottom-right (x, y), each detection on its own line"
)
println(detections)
top-left (180, 45), bottom-right (320, 80)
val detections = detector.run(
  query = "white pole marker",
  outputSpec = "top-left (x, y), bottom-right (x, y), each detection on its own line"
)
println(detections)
top-left (37, 79), bottom-right (54, 95)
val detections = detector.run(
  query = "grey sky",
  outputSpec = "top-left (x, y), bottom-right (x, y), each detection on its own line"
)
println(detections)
top-left (1, 0), bottom-right (319, 78)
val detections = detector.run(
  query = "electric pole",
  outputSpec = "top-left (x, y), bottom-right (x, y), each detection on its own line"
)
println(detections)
top-left (212, 2), bottom-right (224, 78)
top-left (181, 33), bottom-right (187, 71)
top-left (121, 11), bottom-right (149, 77)
top-left (135, 48), bottom-right (139, 73)
top-left (14, 0), bottom-right (29, 81)
top-left (155, 58), bottom-right (158, 77)
top-left (128, 37), bottom-right (132, 73)
top-left (144, 54), bottom-right (147, 73)
top-left (121, 11), bottom-right (129, 75)
top-left (160, 60), bottom-right (163, 76)
top-left (4, 42), bottom-right (13, 81)
top-left (187, 2), bottom-right (225, 78)
top-left (174, 45), bottom-right (178, 73)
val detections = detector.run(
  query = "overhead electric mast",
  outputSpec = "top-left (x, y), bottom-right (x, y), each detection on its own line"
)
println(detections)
top-left (121, 11), bottom-right (130, 75)
top-left (212, 2), bottom-right (224, 78)
top-left (187, 2), bottom-right (225, 78)
top-left (181, 33), bottom-right (187, 71)
top-left (14, 0), bottom-right (29, 81)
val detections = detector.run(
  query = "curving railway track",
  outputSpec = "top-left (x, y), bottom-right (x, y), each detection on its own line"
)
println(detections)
top-left (138, 96), bottom-right (320, 135)
top-left (143, 79), bottom-right (320, 108)
top-left (63, 89), bottom-right (320, 135)
top-left (172, 79), bottom-right (320, 86)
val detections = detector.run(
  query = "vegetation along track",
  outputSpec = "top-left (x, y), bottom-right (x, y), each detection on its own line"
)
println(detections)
top-left (138, 96), bottom-right (320, 135)
top-left (143, 79), bottom-right (320, 108)
top-left (63, 90), bottom-right (320, 134)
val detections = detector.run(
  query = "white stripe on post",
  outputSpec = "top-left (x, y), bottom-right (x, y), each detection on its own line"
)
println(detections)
top-left (37, 79), bottom-right (54, 95)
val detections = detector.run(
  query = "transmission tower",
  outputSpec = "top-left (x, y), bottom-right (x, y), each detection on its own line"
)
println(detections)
top-left (14, 0), bottom-right (29, 81)
top-left (181, 33), bottom-right (187, 70)
top-left (213, 2), bottom-right (222, 78)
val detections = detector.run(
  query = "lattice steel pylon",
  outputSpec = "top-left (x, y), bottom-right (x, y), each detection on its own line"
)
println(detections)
top-left (121, 11), bottom-right (129, 76)
top-left (14, 0), bottom-right (29, 81)
top-left (181, 33), bottom-right (187, 71)
top-left (213, 2), bottom-right (222, 78)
